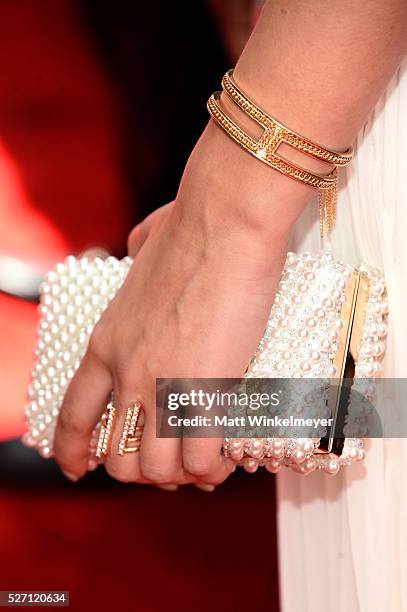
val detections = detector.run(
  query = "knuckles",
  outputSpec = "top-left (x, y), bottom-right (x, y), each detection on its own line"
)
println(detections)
top-left (87, 319), bottom-right (148, 380)
top-left (139, 460), bottom-right (178, 484)
top-left (87, 321), bottom-right (110, 363)
top-left (57, 404), bottom-right (94, 438)
top-left (127, 225), bottom-right (142, 256)
top-left (182, 458), bottom-right (214, 479)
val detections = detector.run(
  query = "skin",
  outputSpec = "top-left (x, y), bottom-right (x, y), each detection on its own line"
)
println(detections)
top-left (54, 0), bottom-right (407, 489)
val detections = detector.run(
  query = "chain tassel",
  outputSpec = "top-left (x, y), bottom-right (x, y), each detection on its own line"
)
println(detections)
top-left (208, 69), bottom-right (353, 237)
top-left (319, 177), bottom-right (338, 237)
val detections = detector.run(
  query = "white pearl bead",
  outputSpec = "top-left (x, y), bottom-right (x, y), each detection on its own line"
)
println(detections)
top-left (348, 448), bottom-right (359, 461)
top-left (292, 449), bottom-right (305, 464)
top-left (371, 281), bottom-right (385, 296)
top-left (230, 448), bottom-right (244, 461)
top-left (230, 440), bottom-right (244, 449)
top-left (372, 342), bottom-right (385, 357)
top-left (265, 459), bottom-right (281, 474)
top-left (304, 458), bottom-right (317, 471)
top-left (327, 365), bottom-right (337, 377)
top-left (24, 252), bottom-right (387, 478)
top-left (326, 459), bottom-right (339, 474)
top-left (322, 298), bottom-right (334, 310)
top-left (302, 440), bottom-right (314, 454)
top-left (272, 446), bottom-right (284, 459)
top-left (250, 440), bottom-right (263, 452)
top-left (244, 459), bottom-right (259, 473)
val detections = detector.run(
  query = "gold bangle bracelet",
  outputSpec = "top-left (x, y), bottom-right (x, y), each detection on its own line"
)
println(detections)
top-left (207, 69), bottom-right (354, 236)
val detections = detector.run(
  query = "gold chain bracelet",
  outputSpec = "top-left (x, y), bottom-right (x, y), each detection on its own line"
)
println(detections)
top-left (207, 69), bottom-right (354, 235)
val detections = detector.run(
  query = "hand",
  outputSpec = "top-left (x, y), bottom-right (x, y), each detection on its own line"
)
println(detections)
top-left (53, 122), bottom-right (296, 489)
top-left (129, 200), bottom-right (227, 493)
top-left (49, 0), bottom-right (407, 491)
top-left (127, 202), bottom-right (174, 258)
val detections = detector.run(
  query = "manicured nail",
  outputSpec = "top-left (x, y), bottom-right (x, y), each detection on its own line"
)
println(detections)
top-left (87, 459), bottom-right (99, 472)
top-left (158, 484), bottom-right (178, 491)
top-left (62, 470), bottom-right (79, 482)
top-left (195, 484), bottom-right (215, 492)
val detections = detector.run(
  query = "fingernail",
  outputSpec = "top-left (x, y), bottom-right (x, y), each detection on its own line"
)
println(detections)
top-left (62, 470), bottom-right (79, 482)
top-left (195, 484), bottom-right (215, 492)
top-left (158, 484), bottom-right (178, 492)
top-left (87, 459), bottom-right (98, 472)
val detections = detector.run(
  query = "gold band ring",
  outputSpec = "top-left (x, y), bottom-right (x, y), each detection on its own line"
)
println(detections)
top-left (117, 401), bottom-right (143, 455)
top-left (95, 402), bottom-right (116, 459)
top-left (95, 400), bottom-right (144, 459)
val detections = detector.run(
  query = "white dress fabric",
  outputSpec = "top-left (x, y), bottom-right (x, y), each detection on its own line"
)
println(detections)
top-left (278, 58), bottom-right (407, 612)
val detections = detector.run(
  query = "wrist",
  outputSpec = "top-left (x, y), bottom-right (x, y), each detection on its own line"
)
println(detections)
top-left (177, 120), bottom-right (318, 243)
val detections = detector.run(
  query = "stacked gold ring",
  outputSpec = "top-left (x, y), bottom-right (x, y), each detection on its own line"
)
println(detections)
top-left (95, 400), bottom-right (143, 459)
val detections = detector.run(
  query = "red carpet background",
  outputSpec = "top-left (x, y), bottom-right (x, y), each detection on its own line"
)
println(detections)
top-left (0, 2), bottom-right (279, 610)
top-left (0, 460), bottom-right (279, 612)
top-left (0, 0), bottom-right (130, 439)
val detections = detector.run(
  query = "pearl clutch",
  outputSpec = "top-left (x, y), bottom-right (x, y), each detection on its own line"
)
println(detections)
top-left (22, 252), bottom-right (388, 476)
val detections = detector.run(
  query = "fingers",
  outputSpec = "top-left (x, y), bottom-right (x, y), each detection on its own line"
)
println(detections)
top-left (102, 390), bottom-right (147, 484)
top-left (53, 352), bottom-right (112, 480)
top-left (103, 381), bottom-right (194, 486)
top-left (158, 484), bottom-right (179, 492)
top-left (55, 357), bottom-right (234, 489)
top-left (104, 382), bottom-right (233, 487)
top-left (182, 438), bottom-right (236, 486)
top-left (195, 483), bottom-right (216, 492)
top-left (159, 483), bottom-right (217, 493)
top-left (138, 405), bottom-right (194, 485)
